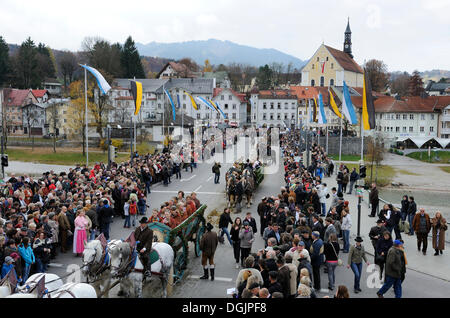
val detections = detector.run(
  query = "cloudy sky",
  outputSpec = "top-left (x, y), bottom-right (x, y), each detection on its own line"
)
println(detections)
top-left (1, 0), bottom-right (449, 72)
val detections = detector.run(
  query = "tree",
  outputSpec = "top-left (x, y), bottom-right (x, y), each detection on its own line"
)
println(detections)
top-left (270, 62), bottom-right (284, 87)
top-left (67, 80), bottom-right (96, 156)
top-left (178, 58), bottom-right (199, 72)
top-left (0, 36), bottom-right (9, 86)
top-left (408, 70), bottom-right (424, 96)
top-left (256, 65), bottom-right (273, 90)
top-left (59, 51), bottom-right (77, 91)
top-left (366, 134), bottom-right (384, 185)
top-left (12, 37), bottom-right (39, 88)
top-left (364, 59), bottom-right (389, 92)
top-left (216, 64), bottom-right (227, 72)
top-left (120, 36), bottom-right (145, 78)
top-left (390, 72), bottom-right (410, 97)
top-left (203, 59), bottom-right (213, 72)
top-left (82, 37), bottom-right (123, 81)
top-left (36, 43), bottom-right (57, 82)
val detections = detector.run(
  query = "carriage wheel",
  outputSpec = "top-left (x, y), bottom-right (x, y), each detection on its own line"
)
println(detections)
top-left (173, 241), bottom-right (188, 281)
top-left (195, 225), bottom-right (205, 257)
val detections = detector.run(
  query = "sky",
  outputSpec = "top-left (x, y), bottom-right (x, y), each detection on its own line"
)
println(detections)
top-left (1, 0), bottom-right (449, 73)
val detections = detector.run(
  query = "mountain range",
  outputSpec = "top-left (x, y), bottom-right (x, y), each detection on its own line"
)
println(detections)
top-left (135, 39), bottom-right (305, 69)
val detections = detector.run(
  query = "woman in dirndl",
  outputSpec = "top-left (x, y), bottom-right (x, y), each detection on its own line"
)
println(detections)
top-left (73, 209), bottom-right (89, 256)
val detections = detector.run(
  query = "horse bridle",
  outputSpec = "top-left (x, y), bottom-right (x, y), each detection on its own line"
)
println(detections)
top-left (111, 246), bottom-right (135, 278)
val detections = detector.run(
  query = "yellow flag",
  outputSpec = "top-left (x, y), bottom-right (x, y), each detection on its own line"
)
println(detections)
top-left (184, 91), bottom-right (198, 110)
top-left (329, 89), bottom-right (342, 118)
top-left (362, 73), bottom-right (370, 130)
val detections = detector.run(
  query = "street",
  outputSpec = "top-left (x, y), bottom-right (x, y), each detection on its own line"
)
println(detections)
top-left (45, 137), bottom-right (450, 298)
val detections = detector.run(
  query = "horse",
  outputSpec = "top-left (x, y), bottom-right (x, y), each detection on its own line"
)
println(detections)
top-left (17, 273), bottom-right (64, 296)
top-left (109, 241), bottom-right (174, 298)
top-left (241, 168), bottom-right (255, 208)
top-left (47, 283), bottom-right (97, 298)
top-left (82, 239), bottom-right (121, 298)
top-left (226, 175), bottom-right (237, 209)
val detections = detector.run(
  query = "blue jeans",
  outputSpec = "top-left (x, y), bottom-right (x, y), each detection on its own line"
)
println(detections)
top-left (145, 181), bottom-right (151, 193)
top-left (378, 275), bottom-right (402, 298)
top-left (36, 258), bottom-right (47, 273)
top-left (124, 215), bottom-right (131, 227)
top-left (89, 229), bottom-right (97, 241)
top-left (214, 173), bottom-right (220, 184)
top-left (350, 262), bottom-right (363, 290)
top-left (342, 230), bottom-right (350, 252)
top-left (326, 262), bottom-right (338, 289)
top-left (337, 184), bottom-right (343, 194)
top-left (407, 214), bottom-right (415, 235)
top-left (23, 264), bottom-right (31, 283)
top-left (321, 203), bottom-right (326, 216)
top-left (220, 227), bottom-right (233, 245)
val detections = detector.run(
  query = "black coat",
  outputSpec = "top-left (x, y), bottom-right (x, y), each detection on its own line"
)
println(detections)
top-left (267, 230), bottom-right (282, 245)
top-left (312, 221), bottom-right (325, 240)
top-left (244, 217), bottom-right (257, 234)
top-left (219, 213), bottom-right (233, 229)
top-left (407, 201), bottom-right (417, 215)
top-left (268, 282), bottom-right (283, 296)
top-left (98, 205), bottom-right (114, 226)
top-left (277, 266), bottom-right (291, 298)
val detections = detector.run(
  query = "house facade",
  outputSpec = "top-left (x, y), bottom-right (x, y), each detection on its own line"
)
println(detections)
top-left (250, 90), bottom-right (299, 128)
top-left (212, 88), bottom-right (247, 127)
top-left (3, 89), bottom-right (38, 135)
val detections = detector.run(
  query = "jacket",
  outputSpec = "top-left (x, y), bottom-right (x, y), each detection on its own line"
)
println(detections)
top-left (239, 228), bottom-right (254, 249)
top-left (277, 265), bottom-right (291, 298)
top-left (134, 226), bottom-right (154, 253)
top-left (341, 214), bottom-right (352, 231)
top-left (267, 230), bottom-right (281, 245)
top-left (407, 201), bottom-right (417, 215)
top-left (375, 238), bottom-right (393, 262)
top-left (18, 244), bottom-right (35, 265)
top-left (323, 242), bottom-right (340, 262)
top-left (98, 205), bottom-right (114, 225)
top-left (218, 213), bottom-right (233, 229)
top-left (431, 217), bottom-right (447, 250)
top-left (412, 213), bottom-right (431, 234)
top-left (385, 247), bottom-right (406, 279)
top-left (57, 212), bottom-right (70, 231)
top-left (369, 188), bottom-right (379, 204)
top-left (369, 225), bottom-right (387, 243)
top-left (347, 245), bottom-right (367, 265)
top-left (268, 282), bottom-right (283, 296)
top-left (350, 171), bottom-right (359, 182)
top-left (244, 217), bottom-right (258, 234)
top-left (310, 238), bottom-right (324, 266)
top-left (324, 224), bottom-right (336, 243)
top-left (199, 231), bottom-right (218, 257)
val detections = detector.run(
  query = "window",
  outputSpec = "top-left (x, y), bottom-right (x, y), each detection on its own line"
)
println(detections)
top-left (410, 114), bottom-right (414, 120)
top-left (224, 104), bottom-right (229, 110)
top-left (420, 114), bottom-right (425, 120)
top-left (326, 57), bottom-right (329, 61)
top-left (291, 114), bottom-right (295, 119)
top-left (197, 113), bottom-right (201, 119)
top-left (205, 113), bottom-right (210, 119)
top-left (312, 64), bottom-right (314, 70)
top-left (311, 79), bottom-right (315, 86)
top-left (409, 127), bottom-right (413, 132)
top-left (396, 127), bottom-right (400, 132)
top-left (403, 127), bottom-right (407, 132)
top-left (277, 114), bottom-right (281, 120)
top-left (232, 104), bottom-right (236, 110)
top-left (229, 95), bottom-right (232, 100)
top-left (277, 103), bottom-right (281, 109)
top-left (292, 103), bottom-right (296, 109)
top-left (221, 95), bottom-right (224, 100)
top-left (270, 103), bottom-right (274, 109)
top-left (330, 79), bottom-right (334, 86)
top-left (299, 111), bottom-right (303, 115)
top-left (331, 63), bottom-right (334, 69)
top-left (270, 113), bottom-right (274, 120)
top-left (263, 103), bottom-right (267, 109)
top-left (320, 76), bottom-right (324, 87)
top-left (317, 57), bottom-right (319, 62)
top-left (430, 126), bottom-right (434, 132)
top-left (183, 95), bottom-right (186, 100)
top-left (216, 113), bottom-right (220, 119)
top-left (263, 113), bottom-right (267, 120)
top-left (232, 113), bottom-right (236, 119)
top-left (430, 114), bottom-right (434, 120)
top-left (284, 114), bottom-right (288, 120)
top-left (396, 114), bottom-right (400, 120)
top-left (420, 126), bottom-right (424, 132)
top-left (284, 103), bottom-right (288, 109)
top-left (403, 114), bottom-right (407, 120)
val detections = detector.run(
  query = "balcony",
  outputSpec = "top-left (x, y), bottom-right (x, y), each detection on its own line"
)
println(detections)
top-left (441, 127), bottom-right (450, 135)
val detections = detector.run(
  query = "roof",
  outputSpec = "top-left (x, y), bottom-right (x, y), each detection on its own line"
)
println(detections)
top-left (213, 88), bottom-right (246, 103)
top-left (31, 90), bottom-right (48, 99)
top-left (258, 90), bottom-right (297, 100)
top-left (324, 45), bottom-right (363, 74)
top-left (194, 71), bottom-right (229, 83)
top-left (155, 78), bottom-right (215, 95)
top-left (115, 96), bottom-right (134, 101)
top-left (351, 87), bottom-right (385, 97)
top-left (157, 62), bottom-right (194, 78)
top-left (112, 79), bottom-right (168, 92)
top-left (351, 95), bottom-right (450, 113)
top-left (4, 89), bottom-right (34, 106)
top-left (428, 83), bottom-right (450, 92)
top-left (289, 86), bottom-right (318, 100)
top-left (150, 114), bottom-right (195, 127)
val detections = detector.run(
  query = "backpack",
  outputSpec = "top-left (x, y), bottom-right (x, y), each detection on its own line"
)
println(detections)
top-left (129, 203), bottom-right (137, 215)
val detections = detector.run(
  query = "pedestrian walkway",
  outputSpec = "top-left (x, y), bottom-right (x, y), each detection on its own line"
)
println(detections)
top-left (323, 173), bottom-right (450, 282)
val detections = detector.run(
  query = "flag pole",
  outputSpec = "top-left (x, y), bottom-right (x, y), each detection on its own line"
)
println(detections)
top-left (84, 65), bottom-right (89, 167)
top-left (326, 125), bottom-right (329, 154)
top-left (339, 104), bottom-right (343, 168)
top-left (162, 83), bottom-right (165, 145)
top-left (360, 112), bottom-right (364, 163)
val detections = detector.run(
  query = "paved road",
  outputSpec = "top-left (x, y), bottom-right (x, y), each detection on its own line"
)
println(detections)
top-left (45, 137), bottom-right (450, 298)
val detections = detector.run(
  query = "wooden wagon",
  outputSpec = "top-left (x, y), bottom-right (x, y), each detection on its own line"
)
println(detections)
top-left (147, 205), bottom-right (207, 282)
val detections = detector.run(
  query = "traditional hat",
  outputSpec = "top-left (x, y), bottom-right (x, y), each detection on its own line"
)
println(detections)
top-left (206, 223), bottom-right (214, 231)
top-left (355, 236), bottom-right (363, 242)
top-left (139, 217), bottom-right (148, 224)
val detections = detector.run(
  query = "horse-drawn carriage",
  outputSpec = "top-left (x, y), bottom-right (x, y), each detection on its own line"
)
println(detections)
top-left (148, 204), bottom-right (207, 281)
top-left (225, 162), bottom-right (264, 210)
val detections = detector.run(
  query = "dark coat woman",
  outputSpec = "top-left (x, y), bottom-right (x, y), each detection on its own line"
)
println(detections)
top-left (375, 231), bottom-right (393, 280)
top-left (431, 212), bottom-right (447, 254)
top-left (400, 195), bottom-right (409, 222)
top-left (230, 218), bottom-right (242, 267)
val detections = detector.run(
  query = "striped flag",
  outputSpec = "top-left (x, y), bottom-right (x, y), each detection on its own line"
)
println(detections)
top-left (184, 91), bottom-right (198, 110)
top-left (362, 69), bottom-right (376, 130)
top-left (196, 96), bottom-right (217, 112)
top-left (308, 99), bottom-right (313, 123)
top-left (313, 97), bottom-right (318, 123)
top-left (342, 81), bottom-right (358, 125)
top-left (177, 94), bottom-right (181, 109)
top-left (213, 101), bottom-right (227, 119)
top-left (317, 93), bottom-right (327, 124)
top-left (164, 88), bottom-right (176, 121)
top-left (130, 80), bottom-right (143, 115)
top-left (328, 89), bottom-right (343, 118)
top-left (79, 64), bottom-right (111, 94)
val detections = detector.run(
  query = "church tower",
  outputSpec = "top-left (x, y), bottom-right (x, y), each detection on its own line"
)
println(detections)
top-left (344, 18), bottom-right (353, 58)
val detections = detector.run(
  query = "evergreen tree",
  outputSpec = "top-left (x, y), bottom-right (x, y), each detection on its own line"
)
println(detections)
top-left (12, 37), bottom-right (40, 88)
top-left (408, 70), bottom-right (424, 96)
top-left (120, 36), bottom-right (145, 78)
top-left (256, 64), bottom-right (273, 90)
top-left (0, 36), bottom-right (9, 86)
top-left (36, 43), bottom-right (56, 80)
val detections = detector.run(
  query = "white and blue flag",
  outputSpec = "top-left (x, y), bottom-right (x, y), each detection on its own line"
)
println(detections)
top-left (317, 93), bottom-right (327, 124)
top-left (342, 81), bottom-right (358, 125)
top-left (79, 64), bottom-right (111, 95)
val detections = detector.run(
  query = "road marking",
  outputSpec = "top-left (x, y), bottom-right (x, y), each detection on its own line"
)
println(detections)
top-left (48, 263), bottom-right (64, 268)
top-left (180, 175), bottom-right (197, 182)
top-left (194, 185), bottom-right (202, 192)
top-left (188, 275), bottom-right (233, 282)
top-left (151, 190), bottom-right (224, 195)
top-left (207, 176), bottom-right (213, 182)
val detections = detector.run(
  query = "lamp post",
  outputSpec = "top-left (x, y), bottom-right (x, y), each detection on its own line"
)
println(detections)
top-left (356, 186), bottom-right (363, 237)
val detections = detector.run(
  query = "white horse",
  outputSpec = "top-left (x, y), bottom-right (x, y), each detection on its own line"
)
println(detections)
top-left (17, 273), bottom-right (64, 296)
top-left (109, 241), bottom-right (174, 298)
top-left (82, 239), bottom-right (121, 298)
top-left (48, 283), bottom-right (97, 298)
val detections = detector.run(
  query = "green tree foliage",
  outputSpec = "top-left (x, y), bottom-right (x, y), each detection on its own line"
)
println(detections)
top-left (36, 43), bottom-right (56, 80)
top-left (59, 51), bottom-right (77, 90)
top-left (82, 37), bottom-right (123, 82)
top-left (12, 37), bottom-right (40, 88)
top-left (256, 64), bottom-right (273, 90)
top-left (120, 36), bottom-right (145, 78)
top-left (0, 36), bottom-right (9, 85)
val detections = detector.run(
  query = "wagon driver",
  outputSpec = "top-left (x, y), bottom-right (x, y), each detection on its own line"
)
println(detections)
top-left (134, 217), bottom-right (154, 279)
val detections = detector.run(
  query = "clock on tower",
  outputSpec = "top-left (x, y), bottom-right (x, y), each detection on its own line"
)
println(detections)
top-left (344, 18), bottom-right (353, 58)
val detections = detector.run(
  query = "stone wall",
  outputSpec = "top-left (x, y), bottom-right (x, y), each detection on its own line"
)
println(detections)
top-left (315, 136), bottom-right (369, 155)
